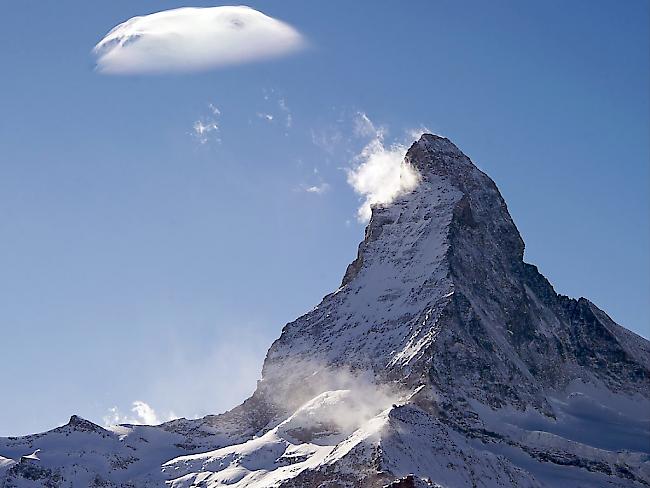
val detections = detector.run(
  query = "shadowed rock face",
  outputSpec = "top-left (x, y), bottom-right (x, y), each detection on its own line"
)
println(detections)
top-left (2, 134), bottom-right (648, 488)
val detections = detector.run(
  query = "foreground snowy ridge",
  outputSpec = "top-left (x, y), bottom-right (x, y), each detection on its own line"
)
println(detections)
top-left (2, 134), bottom-right (648, 488)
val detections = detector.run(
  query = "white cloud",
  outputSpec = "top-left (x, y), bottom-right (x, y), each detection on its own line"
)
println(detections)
top-left (103, 401), bottom-right (177, 426)
top-left (94, 6), bottom-right (305, 75)
top-left (347, 113), bottom-right (421, 222)
top-left (131, 401), bottom-right (161, 425)
top-left (305, 183), bottom-right (330, 195)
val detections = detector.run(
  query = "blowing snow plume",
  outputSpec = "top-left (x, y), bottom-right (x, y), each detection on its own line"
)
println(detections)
top-left (94, 6), bottom-right (305, 74)
top-left (260, 358), bottom-right (405, 420)
top-left (347, 114), bottom-right (421, 222)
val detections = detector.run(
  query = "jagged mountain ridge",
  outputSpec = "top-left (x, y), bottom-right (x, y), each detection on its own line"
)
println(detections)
top-left (1, 134), bottom-right (648, 488)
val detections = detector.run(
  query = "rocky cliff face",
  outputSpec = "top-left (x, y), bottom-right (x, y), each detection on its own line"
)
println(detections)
top-left (2, 134), bottom-right (648, 488)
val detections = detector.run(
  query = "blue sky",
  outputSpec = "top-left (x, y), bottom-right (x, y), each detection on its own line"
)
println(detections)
top-left (0, 0), bottom-right (648, 436)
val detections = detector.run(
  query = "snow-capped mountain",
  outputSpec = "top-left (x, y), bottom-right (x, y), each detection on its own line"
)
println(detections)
top-left (2, 134), bottom-right (648, 488)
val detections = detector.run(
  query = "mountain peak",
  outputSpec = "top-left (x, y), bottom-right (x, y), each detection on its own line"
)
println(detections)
top-left (415, 133), bottom-right (463, 155)
top-left (63, 415), bottom-right (106, 434)
top-left (3, 135), bottom-right (649, 488)
top-left (406, 133), bottom-right (471, 178)
top-left (262, 135), bottom-right (528, 398)
top-left (261, 134), bottom-right (647, 412)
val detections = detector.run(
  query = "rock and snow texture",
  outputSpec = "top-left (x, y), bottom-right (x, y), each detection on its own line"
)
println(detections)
top-left (1, 134), bottom-right (648, 487)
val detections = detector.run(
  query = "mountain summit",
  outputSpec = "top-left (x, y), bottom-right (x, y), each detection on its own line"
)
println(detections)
top-left (2, 135), bottom-right (648, 487)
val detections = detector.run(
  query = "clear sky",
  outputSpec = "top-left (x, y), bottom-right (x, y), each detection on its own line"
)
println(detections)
top-left (0, 0), bottom-right (648, 436)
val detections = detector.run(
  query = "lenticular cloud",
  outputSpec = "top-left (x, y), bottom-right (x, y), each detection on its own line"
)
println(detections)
top-left (94, 6), bottom-right (305, 74)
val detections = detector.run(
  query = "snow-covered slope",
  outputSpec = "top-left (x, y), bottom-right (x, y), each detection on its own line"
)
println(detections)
top-left (2, 134), bottom-right (648, 488)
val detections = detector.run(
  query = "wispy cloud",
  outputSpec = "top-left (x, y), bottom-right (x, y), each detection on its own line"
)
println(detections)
top-left (192, 104), bottom-right (221, 144)
top-left (347, 113), bottom-right (421, 222)
top-left (278, 98), bottom-right (292, 128)
top-left (257, 112), bottom-right (274, 122)
top-left (193, 120), bottom-right (219, 144)
top-left (406, 125), bottom-right (433, 141)
top-left (310, 127), bottom-right (343, 154)
top-left (304, 183), bottom-right (330, 195)
top-left (208, 103), bottom-right (221, 116)
top-left (94, 6), bottom-right (305, 75)
top-left (256, 90), bottom-right (293, 131)
top-left (353, 112), bottom-right (384, 139)
top-left (105, 323), bottom-right (273, 424)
